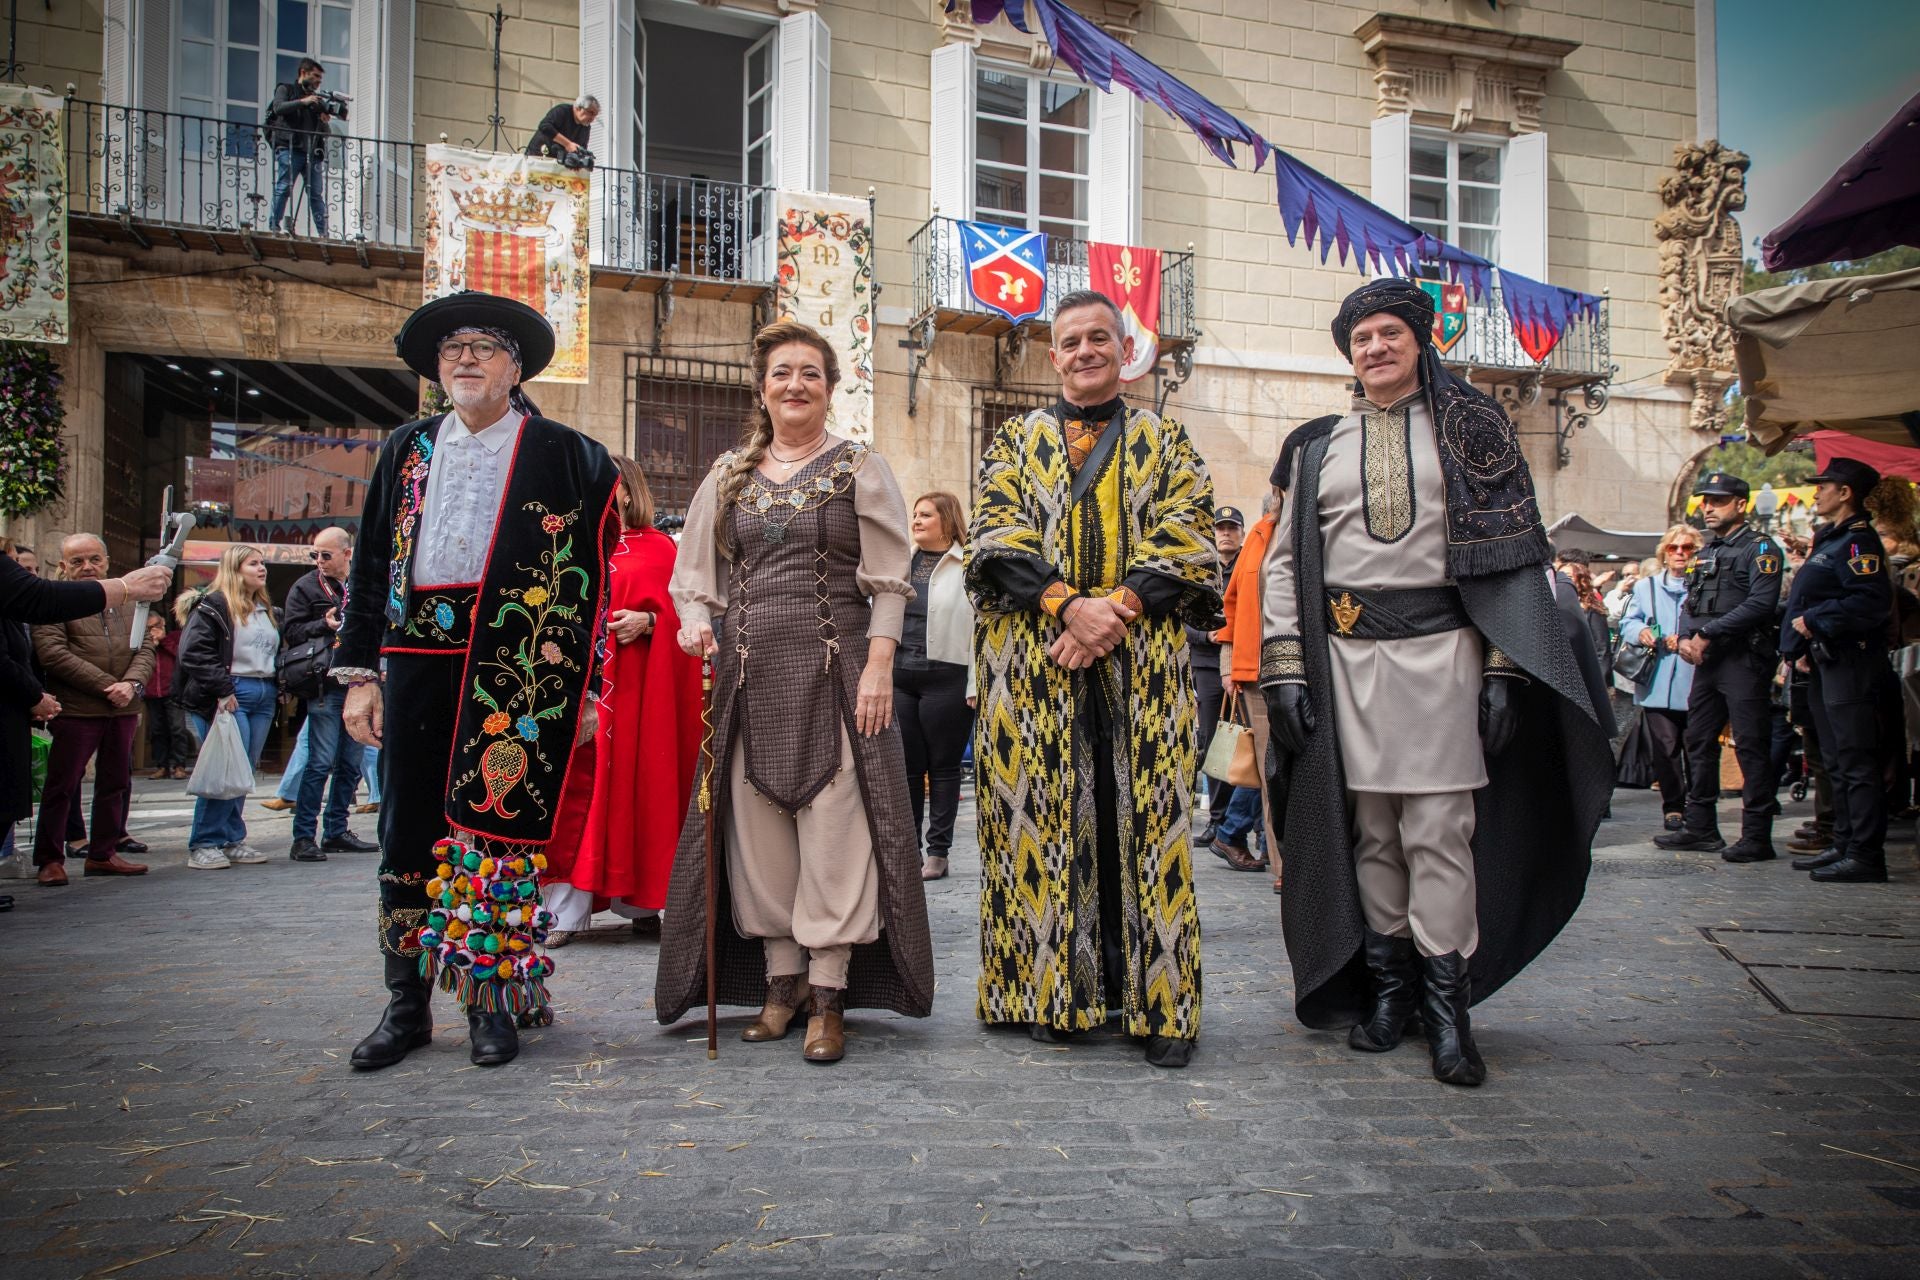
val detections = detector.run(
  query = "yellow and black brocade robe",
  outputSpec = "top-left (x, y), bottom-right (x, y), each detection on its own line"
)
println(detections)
top-left (965, 400), bottom-right (1220, 1038)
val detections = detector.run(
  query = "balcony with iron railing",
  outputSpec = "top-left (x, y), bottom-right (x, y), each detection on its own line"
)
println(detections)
top-left (907, 214), bottom-right (1199, 348)
top-left (1432, 277), bottom-right (1614, 390)
top-left (60, 99), bottom-right (776, 292)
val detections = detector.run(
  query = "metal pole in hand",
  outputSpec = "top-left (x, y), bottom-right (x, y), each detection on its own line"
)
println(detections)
top-left (700, 657), bottom-right (717, 1059)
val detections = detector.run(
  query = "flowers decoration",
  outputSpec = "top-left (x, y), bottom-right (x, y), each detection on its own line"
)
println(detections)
top-left (0, 342), bottom-right (68, 517)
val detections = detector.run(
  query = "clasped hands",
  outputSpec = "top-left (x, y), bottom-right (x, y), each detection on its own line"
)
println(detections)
top-left (1048, 594), bottom-right (1134, 670)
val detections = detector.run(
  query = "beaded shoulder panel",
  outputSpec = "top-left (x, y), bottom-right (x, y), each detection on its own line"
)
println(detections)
top-left (724, 439), bottom-right (871, 517)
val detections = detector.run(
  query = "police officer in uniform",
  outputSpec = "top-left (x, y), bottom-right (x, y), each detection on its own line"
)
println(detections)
top-left (1780, 457), bottom-right (1895, 883)
top-left (1656, 472), bottom-right (1785, 861)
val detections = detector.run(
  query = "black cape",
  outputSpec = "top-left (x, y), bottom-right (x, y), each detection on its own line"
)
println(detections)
top-left (1277, 422), bottom-right (1613, 1029)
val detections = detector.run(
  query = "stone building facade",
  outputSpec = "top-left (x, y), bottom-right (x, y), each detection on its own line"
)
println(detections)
top-left (14, 0), bottom-right (1711, 564)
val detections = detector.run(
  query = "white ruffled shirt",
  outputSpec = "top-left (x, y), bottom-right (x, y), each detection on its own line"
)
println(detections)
top-left (413, 407), bottom-right (523, 586)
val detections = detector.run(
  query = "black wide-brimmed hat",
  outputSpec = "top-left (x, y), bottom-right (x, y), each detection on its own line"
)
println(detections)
top-left (394, 291), bottom-right (556, 383)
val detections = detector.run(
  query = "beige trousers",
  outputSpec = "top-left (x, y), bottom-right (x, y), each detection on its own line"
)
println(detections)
top-left (1351, 789), bottom-right (1479, 958)
top-left (725, 728), bottom-right (881, 990)
top-left (1242, 695), bottom-right (1280, 858)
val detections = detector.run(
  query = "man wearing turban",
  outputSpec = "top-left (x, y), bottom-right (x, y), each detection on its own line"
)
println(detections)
top-left (1259, 279), bottom-right (1611, 1086)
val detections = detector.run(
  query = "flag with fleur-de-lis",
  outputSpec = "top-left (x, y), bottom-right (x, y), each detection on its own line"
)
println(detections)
top-left (1088, 242), bottom-right (1161, 382)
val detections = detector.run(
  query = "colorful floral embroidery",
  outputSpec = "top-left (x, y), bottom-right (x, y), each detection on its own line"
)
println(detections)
top-left (386, 431), bottom-right (435, 626)
top-left (404, 588), bottom-right (475, 648)
top-left (453, 501), bottom-right (591, 823)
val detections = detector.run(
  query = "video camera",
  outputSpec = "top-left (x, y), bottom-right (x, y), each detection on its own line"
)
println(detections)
top-left (559, 147), bottom-right (596, 172)
top-left (313, 89), bottom-right (351, 120)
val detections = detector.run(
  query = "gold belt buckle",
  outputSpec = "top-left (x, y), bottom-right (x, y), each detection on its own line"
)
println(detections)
top-left (1328, 591), bottom-right (1362, 637)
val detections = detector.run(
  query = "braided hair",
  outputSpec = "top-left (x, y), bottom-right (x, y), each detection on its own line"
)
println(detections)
top-left (714, 319), bottom-right (842, 553)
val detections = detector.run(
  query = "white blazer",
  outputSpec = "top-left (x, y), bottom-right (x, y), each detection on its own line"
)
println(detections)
top-left (919, 542), bottom-right (977, 697)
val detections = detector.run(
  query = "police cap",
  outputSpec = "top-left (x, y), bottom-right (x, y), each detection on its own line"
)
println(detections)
top-left (1806, 456), bottom-right (1880, 501)
top-left (1692, 471), bottom-right (1750, 500)
top-left (1215, 505), bottom-right (1245, 527)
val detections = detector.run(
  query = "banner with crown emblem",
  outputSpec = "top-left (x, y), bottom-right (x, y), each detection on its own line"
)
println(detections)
top-left (422, 145), bottom-right (590, 383)
top-left (0, 85), bottom-right (69, 344)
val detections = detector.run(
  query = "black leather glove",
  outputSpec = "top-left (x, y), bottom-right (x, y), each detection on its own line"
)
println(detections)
top-left (1479, 677), bottom-right (1520, 757)
top-left (1264, 683), bottom-right (1314, 756)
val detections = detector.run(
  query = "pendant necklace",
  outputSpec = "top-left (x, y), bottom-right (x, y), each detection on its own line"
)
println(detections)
top-left (761, 435), bottom-right (829, 545)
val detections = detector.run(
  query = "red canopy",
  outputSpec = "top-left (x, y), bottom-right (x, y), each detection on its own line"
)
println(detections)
top-left (1809, 429), bottom-right (1920, 482)
top-left (1761, 90), bottom-right (1920, 271)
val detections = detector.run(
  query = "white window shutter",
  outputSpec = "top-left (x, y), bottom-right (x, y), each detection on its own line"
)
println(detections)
top-left (1370, 112), bottom-right (1409, 220)
top-left (1500, 129), bottom-right (1549, 279)
top-left (928, 41), bottom-right (974, 219)
top-left (578, 0), bottom-right (616, 161)
top-left (773, 10), bottom-right (830, 193)
top-left (1087, 87), bottom-right (1140, 244)
top-left (383, 1), bottom-right (414, 142)
top-left (103, 0), bottom-right (131, 104)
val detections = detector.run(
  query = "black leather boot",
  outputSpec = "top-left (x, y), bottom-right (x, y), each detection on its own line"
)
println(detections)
top-left (467, 1010), bottom-right (520, 1066)
top-left (1348, 928), bottom-right (1421, 1052)
top-left (350, 953), bottom-right (432, 1070)
top-left (1791, 846), bottom-right (1843, 871)
top-left (1419, 952), bottom-right (1485, 1087)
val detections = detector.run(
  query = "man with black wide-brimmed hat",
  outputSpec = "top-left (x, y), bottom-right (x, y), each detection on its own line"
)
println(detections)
top-left (1259, 278), bottom-right (1612, 1086)
top-left (335, 291), bottom-right (618, 1069)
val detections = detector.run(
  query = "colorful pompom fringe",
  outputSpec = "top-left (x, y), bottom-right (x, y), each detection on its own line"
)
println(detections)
top-left (416, 833), bottom-right (555, 1013)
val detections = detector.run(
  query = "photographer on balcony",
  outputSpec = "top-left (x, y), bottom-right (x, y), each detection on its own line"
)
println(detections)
top-left (526, 94), bottom-right (599, 167)
top-left (266, 57), bottom-right (342, 237)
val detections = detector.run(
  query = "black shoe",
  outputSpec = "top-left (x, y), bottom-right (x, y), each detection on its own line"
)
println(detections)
top-left (289, 837), bottom-right (327, 862)
top-left (1654, 829), bottom-right (1725, 851)
top-left (1663, 813), bottom-right (1684, 831)
top-left (1791, 846), bottom-right (1844, 871)
top-left (1348, 928), bottom-right (1421, 1053)
top-left (350, 954), bottom-right (433, 1070)
top-left (1419, 952), bottom-right (1485, 1087)
top-left (1810, 856), bottom-right (1889, 884)
top-left (1029, 1022), bottom-right (1072, 1043)
top-left (1721, 838), bottom-right (1776, 864)
top-left (321, 830), bottom-right (379, 853)
top-left (116, 837), bottom-right (149, 854)
top-left (468, 1011), bottom-right (520, 1065)
top-left (1144, 1036), bottom-right (1195, 1069)
top-left (1197, 822), bottom-right (1218, 848)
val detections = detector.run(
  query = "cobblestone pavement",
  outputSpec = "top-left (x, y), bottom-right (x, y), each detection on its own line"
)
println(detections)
top-left (3, 776), bottom-right (1918, 1279)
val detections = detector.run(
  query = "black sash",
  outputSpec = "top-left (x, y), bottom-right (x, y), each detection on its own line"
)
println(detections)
top-left (1323, 585), bottom-right (1470, 641)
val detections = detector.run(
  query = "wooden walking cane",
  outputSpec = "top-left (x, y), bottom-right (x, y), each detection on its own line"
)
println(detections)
top-left (699, 657), bottom-right (718, 1059)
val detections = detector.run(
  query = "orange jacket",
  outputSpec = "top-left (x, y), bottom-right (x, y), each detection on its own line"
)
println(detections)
top-left (1215, 512), bottom-right (1276, 683)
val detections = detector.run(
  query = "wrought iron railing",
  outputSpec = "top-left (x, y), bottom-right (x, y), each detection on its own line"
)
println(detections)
top-left (62, 99), bottom-right (777, 282)
top-left (63, 99), bottom-right (423, 245)
top-left (908, 216), bottom-right (1199, 343)
top-left (1436, 277), bottom-right (1612, 383)
top-left (591, 168), bottom-right (774, 281)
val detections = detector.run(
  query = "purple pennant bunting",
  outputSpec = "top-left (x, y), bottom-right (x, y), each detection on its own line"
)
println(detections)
top-left (958, 0), bottom-right (1600, 355)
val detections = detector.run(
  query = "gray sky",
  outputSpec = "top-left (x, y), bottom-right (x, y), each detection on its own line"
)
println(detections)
top-left (1717, 0), bottom-right (1920, 259)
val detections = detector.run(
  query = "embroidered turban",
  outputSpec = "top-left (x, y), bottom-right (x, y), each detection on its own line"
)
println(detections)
top-left (1331, 278), bottom-right (1436, 361)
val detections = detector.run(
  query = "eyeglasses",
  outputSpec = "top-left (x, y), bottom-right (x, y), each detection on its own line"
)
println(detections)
top-left (314, 550), bottom-right (339, 561)
top-left (438, 339), bottom-right (503, 362)
top-left (1668, 545), bottom-right (1699, 556)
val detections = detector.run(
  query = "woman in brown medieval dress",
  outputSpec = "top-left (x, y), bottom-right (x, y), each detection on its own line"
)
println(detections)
top-left (654, 320), bottom-right (934, 1063)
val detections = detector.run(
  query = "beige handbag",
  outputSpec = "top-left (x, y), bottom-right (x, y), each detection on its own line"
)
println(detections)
top-left (1201, 692), bottom-right (1260, 788)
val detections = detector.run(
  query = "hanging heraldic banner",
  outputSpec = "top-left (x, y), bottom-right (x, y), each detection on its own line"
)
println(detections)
top-left (776, 193), bottom-right (876, 441)
top-left (960, 220), bottom-right (1048, 325)
top-left (1088, 242), bottom-right (1161, 382)
top-left (422, 145), bottom-right (590, 383)
top-left (0, 85), bottom-right (69, 343)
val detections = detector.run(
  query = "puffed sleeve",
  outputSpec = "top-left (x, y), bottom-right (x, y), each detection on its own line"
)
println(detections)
top-left (854, 448), bottom-right (914, 641)
top-left (668, 465), bottom-right (730, 635)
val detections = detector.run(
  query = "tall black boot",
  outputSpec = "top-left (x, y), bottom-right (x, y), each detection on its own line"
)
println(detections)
top-left (350, 953), bottom-right (433, 1070)
top-left (467, 1010), bottom-right (520, 1066)
top-left (1348, 929), bottom-right (1421, 1052)
top-left (1418, 952), bottom-right (1486, 1087)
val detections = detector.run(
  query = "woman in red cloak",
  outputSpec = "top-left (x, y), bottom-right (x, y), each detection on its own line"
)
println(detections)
top-left (544, 458), bottom-right (702, 943)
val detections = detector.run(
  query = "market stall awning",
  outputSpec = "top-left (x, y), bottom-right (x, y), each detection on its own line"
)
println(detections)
top-left (1809, 429), bottom-right (1920, 482)
top-left (1760, 89), bottom-right (1920, 272)
top-left (1546, 513), bottom-right (1664, 562)
top-left (1730, 266), bottom-right (1920, 454)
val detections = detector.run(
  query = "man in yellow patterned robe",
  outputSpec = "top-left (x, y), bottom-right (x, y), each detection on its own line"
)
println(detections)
top-left (966, 290), bottom-right (1220, 1069)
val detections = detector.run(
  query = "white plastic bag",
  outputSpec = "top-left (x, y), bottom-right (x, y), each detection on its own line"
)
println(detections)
top-left (186, 709), bottom-right (255, 800)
